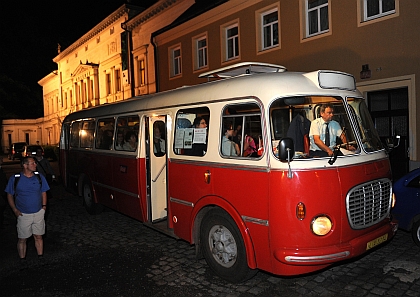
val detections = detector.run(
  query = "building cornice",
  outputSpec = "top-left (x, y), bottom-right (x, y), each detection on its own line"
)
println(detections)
top-left (53, 4), bottom-right (144, 62)
top-left (38, 71), bottom-right (58, 86)
top-left (124, 0), bottom-right (178, 31)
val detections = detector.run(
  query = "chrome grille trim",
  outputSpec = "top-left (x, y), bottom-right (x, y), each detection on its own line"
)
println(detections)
top-left (346, 178), bottom-right (392, 229)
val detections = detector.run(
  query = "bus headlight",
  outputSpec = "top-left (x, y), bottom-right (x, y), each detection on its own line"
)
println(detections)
top-left (311, 215), bottom-right (332, 236)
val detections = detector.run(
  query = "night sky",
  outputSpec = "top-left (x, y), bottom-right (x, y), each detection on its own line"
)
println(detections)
top-left (0, 0), bottom-right (156, 90)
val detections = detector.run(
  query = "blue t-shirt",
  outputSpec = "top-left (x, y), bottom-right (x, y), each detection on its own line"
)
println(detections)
top-left (5, 173), bottom-right (50, 214)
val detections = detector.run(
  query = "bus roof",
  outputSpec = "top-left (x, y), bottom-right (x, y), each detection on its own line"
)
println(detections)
top-left (63, 69), bottom-right (360, 122)
top-left (198, 62), bottom-right (287, 78)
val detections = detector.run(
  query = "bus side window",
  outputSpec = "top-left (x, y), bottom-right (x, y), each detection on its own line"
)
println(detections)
top-left (80, 120), bottom-right (95, 149)
top-left (221, 103), bottom-right (262, 158)
top-left (70, 121), bottom-right (81, 148)
top-left (116, 115), bottom-right (139, 152)
top-left (153, 121), bottom-right (166, 157)
top-left (96, 118), bottom-right (115, 150)
top-left (174, 107), bottom-right (209, 156)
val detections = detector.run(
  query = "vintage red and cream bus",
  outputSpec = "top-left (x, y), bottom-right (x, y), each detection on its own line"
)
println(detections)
top-left (59, 62), bottom-right (397, 282)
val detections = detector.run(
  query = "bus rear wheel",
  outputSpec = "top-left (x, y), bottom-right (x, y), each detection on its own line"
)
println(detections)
top-left (200, 209), bottom-right (256, 283)
top-left (82, 179), bottom-right (103, 215)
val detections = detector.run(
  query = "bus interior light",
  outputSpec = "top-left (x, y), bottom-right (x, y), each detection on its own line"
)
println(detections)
top-left (311, 215), bottom-right (332, 236)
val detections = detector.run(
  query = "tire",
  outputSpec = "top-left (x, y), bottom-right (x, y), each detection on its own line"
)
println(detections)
top-left (200, 209), bottom-right (257, 283)
top-left (411, 219), bottom-right (420, 247)
top-left (83, 179), bottom-right (103, 215)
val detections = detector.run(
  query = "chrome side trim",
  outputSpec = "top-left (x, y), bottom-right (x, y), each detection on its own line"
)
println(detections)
top-left (285, 251), bottom-right (350, 263)
top-left (92, 181), bottom-right (138, 198)
top-left (242, 215), bottom-right (269, 226)
top-left (170, 197), bottom-right (194, 208)
top-left (170, 158), bottom-right (269, 173)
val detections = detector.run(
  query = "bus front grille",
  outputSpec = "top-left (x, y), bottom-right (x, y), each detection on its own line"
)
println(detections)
top-left (346, 178), bottom-right (392, 229)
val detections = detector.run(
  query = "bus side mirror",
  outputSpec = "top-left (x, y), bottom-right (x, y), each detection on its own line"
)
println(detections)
top-left (278, 138), bottom-right (295, 162)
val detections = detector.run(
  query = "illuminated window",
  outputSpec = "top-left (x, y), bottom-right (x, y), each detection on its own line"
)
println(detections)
top-left (115, 69), bottom-right (121, 92)
top-left (106, 73), bottom-right (111, 95)
top-left (139, 59), bottom-right (146, 86)
top-left (221, 103), bottom-right (262, 159)
top-left (174, 107), bottom-right (210, 156)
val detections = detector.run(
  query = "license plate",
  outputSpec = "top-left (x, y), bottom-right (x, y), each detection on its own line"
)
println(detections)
top-left (366, 234), bottom-right (388, 250)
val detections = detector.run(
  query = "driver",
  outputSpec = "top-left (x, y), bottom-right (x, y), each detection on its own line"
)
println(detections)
top-left (309, 104), bottom-right (347, 158)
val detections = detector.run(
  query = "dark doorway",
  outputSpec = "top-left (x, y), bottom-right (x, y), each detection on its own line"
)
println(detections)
top-left (367, 87), bottom-right (409, 181)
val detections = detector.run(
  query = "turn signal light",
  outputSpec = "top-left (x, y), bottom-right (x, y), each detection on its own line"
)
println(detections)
top-left (391, 193), bottom-right (396, 208)
top-left (296, 202), bottom-right (305, 220)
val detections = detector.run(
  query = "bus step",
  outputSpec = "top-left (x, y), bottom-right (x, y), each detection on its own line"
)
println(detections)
top-left (143, 221), bottom-right (179, 239)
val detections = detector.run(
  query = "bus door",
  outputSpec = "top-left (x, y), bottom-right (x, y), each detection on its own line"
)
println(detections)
top-left (147, 116), bottom-right (168, 222)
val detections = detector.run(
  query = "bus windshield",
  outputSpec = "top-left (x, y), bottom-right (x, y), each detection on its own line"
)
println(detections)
top-left (270, 96), bottom-right (384, 158)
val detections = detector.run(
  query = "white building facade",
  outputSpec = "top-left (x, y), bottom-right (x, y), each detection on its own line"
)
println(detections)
top-left (1, 0), bottom-right (194, 152)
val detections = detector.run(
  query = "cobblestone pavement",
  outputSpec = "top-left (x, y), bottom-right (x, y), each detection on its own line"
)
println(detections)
top-left (1, 166), bottom-right (420, 296)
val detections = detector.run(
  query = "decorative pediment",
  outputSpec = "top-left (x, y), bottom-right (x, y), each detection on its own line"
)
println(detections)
top-left (72, 61), bottom-right (99, 81)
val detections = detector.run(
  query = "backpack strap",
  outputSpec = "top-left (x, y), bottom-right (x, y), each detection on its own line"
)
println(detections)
top-left (13, 172), bottom-right (42, 197)
top-left (34, 172), bottom-right (42, 185)
top-left (13, 174), bottom-right (21, 195)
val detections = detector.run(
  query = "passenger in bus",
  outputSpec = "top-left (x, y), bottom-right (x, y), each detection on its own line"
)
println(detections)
top-left (309, 104), bottom-right (345, 158)
top-left (232, 124), bottom-right (242, 147)
top-left (153, 126), bottom-right (166, 157)
top-left (101, 130), bottom-right (113, 150)
top-left (123, 131), bottom-right (138, 151)
top-left (115, 131), bottom-right (125, 150)
top-left (185, 116), bottom-right (208, 156)
top-left (243, 132), bottom-right (257, 157)
top-left (221, 120), bottom-right (240, 156)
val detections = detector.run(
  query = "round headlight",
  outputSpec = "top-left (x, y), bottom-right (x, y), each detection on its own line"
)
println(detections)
top-left (311, 215), bottom-right (332, 236)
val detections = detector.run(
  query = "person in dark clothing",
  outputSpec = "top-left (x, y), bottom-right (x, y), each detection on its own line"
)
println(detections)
top-left (0, 158), bottom-right (9, 229)
top-left (287, 111), bottom-right (311, 153)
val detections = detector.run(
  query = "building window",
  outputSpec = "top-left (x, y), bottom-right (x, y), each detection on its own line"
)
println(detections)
top-left (139, 59), bottom-right (146, 86)
top-left (63, 92), bottom-right (67, 108)
top-left (194, 35), bottom-right (208, 70)
top-left (226, 24), bottom-right (239, 60)
top-left (261, 8), bottom-right (279, 50)
top-left (364, 0), bottom-right (395, 21)
top-left (106, 73), bottom-right (111, 95)
top-left (115, 69), bottom-right (121, 92)
top-left (306, 0), bottom-right (329, 37)
top-left (170, 45), bottom-right (182, 77)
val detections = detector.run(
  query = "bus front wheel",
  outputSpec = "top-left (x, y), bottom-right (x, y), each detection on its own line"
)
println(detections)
top-left (412, 219), bottom-right (420, 247)
top-left (200, 209), bottom-right (256, 283)
top-left (82, 179), bottom-right (103, 215)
